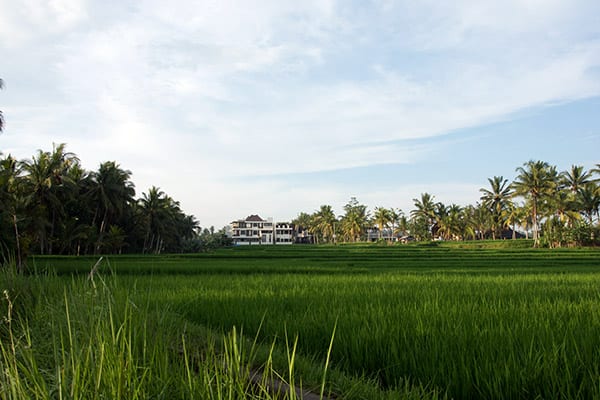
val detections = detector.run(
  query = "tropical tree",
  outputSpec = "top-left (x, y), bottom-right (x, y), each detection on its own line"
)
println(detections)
top-left (512, 160), bottom-right (558, 246)
top-left (373, 207), bottom-right (393, 240)
top-left (578, 183), bottom-right (600, 225)
top-left (411, 193), bottom-right (437, 239)
top-left (138, 186), bottom-right (181, 254)
top-left (1, 145), bottom-right (206, 256)
top-left (548, 186), bottom-right (580, 228)
top-left (561, 165), bottom-right (592, 193)
top-left (101, 225), bottom-right (127, 254)
top-left (504, 201), bottom-right (525, 240)
top-left (313, 205), bottom-right (337, 243)
top-left (292, 212), bottom-right (314, 243)
top-left (467, 203), bottom-right (492, 240)
top-left (21, 143), bottom-right (79, 254)
top-left (480, 176), bottom-right (512, 239)
top-left (391, 209), bottom-right (408, 237)
top-left (89, 161), bottom-right (135, 252)
top-left (592, 164), bottom-right (600, 182)
top-left (58, 163), bottom-right (96, 254)
top-left (459, 205), bottom-right (478, 240)
top-left (436, 203), bottom-right (465, 240)
top-left (340, 197), bottom-right (369, 242)
top-left (0, 154), bottom-right (25, 267)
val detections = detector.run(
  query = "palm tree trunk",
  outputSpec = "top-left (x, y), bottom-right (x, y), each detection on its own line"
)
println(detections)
top-left (96, 209), bottom-right (109, 253)
top-left (12, 213), bottom-right (22, 271)
top-left (532, 198), bottom-right (539, 246)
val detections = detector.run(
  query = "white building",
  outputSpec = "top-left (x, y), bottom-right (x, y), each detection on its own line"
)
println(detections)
top-left (230, 215), bottom-right (294, 245)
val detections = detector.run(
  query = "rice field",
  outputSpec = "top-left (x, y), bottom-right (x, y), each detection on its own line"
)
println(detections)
top-left (3, 242), bottom-right (600, 399)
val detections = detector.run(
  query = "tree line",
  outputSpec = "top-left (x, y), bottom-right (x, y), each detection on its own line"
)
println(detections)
top-left (0, 144), bottom-right (230, 267)
top-left (293, 161), bottom-right (600, 248)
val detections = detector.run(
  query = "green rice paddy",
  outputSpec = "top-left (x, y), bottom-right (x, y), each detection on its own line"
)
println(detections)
top-left (3, 242), bottom-right (600, 399)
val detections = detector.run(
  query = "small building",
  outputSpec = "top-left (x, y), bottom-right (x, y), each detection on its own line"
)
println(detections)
top-left (230, 215), bottom-right (294, 245)
top-left (366, 227), bottom-right (400, 242)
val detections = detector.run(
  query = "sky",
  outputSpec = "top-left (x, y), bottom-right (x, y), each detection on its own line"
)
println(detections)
top-left (1, 0), bottom-right (600, 229)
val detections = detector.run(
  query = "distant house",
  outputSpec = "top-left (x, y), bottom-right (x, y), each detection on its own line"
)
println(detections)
top-left (366, 227), bottom-right (400, 242)
top-left (230, 215), bottom-right (294, 245)
top-left (294, 226), bottom-right (314, 244)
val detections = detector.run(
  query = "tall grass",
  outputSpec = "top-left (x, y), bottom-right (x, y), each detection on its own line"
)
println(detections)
top-left (108, 245), bottom-right (599, 399)
top-left (11, 245), bottom-right (600, 399)
top-left (1, 264), bottom-right (349, 399)
top-left (152, 271), bottom-right (600, 398)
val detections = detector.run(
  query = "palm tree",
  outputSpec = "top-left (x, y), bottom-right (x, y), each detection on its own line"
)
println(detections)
top-left (561, 165), bottom-right (592, 193)
top-left (549, 186), bottom-right (580, 228)
top-left (313, 205), bottom-right (337, 243)
top-left (292, 212), bottom-right (314, 243)
top-left (436, 204), bottom-right (465, 240)
top-left (411, 193), bottom-right (437, 239)
top-left (89, 161), bottom-right (135, 252)
top-left (0, 154), bottom-right (25, 268)
top-left (138, 186), bottom-right (175, 254)
top-left (459, 205), bottom-right (477, 240)
top-left (373, 207), bottom-right (393, 240)
top-left (391, 208), bottom-right (407, 238)
top-left (578, 183), bottom-right (600, 225)
top-left (138, 186), bottom-right (197, 253)
top-left (512, 160), bottom-right (558, 246)
top-left (504, 201), bottom-right (522, 240)
top-left (22, 143), bottom-right (79, 254)
top-left (480, 176), bottom-right (512, 239)
top-left (341, 198), bottom-right (369, 242)
top-left (592, 164), bottom-right (600, 182)
top-left (96, 225), bottom-right (127, 254)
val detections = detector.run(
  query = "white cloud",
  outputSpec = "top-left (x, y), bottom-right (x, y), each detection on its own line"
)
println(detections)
top-left (0, 0), bottom-right (88, 47)
top-left (2, 0), bottom-right (600, 227)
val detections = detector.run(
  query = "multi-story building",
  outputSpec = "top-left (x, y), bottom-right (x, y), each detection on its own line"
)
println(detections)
top-left (230, 215), bottom-right (294, 245)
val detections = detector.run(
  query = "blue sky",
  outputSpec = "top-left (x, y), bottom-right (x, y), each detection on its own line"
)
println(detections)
top-left (1, 0), bottom-right (599, 228)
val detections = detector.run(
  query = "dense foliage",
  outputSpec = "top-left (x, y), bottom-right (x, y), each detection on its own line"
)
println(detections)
top-left (0, 144), bottom-right (230, 266)
top-left (294, 162), bottom-right (600, 248)
top-left (2, 141), bottom-right (599, 264)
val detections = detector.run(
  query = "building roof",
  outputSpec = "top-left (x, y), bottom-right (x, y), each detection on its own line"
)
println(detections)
top-left (245, 214), bottom-right (264, 222)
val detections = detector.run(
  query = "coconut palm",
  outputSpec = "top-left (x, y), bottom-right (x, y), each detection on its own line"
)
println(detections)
top-left (578, 183), bottom-right (600, 225)
top-left (504, 201), bottom-right (523, 240)
top-left (89, 161), bottom-right (135, 252)
top-left (373, 207), bottom-right (393, 240)
top-left (292, 212), bottom-right (316, 243)
top-left (459, 205), bottom-right (478, 240)
top-left (388, 208), bottom-right (407, 240)
top-left (561, 165), bottom-right (592, 193)
top-left (0, 154), bottom-right (25, 267)
top-left (341, 198), bottom-right (369, 242)
top-left (512, 160), bottom-right (558, 246)
top-left (411, 193), bottom-right (437, 239)
top-left (138, 186), bottom-right (177, 254)
top-left (549, 186), bottom-right (580, 228)
top-left (472, 203), bottom-right (493, 240)
top-left (313, 205), bottom-right (337, 243)
top-left (592, 164), bottom-right (600, 181)
top-left (436, 204), bottom-right (464, 240)
top-left (22, 143), bottom-right (79, 254)
top-left (480, 176), bottom-right (512, 239)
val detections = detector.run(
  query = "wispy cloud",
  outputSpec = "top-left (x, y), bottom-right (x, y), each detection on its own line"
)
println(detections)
top-left (2, 0), bottom-right (599, 227)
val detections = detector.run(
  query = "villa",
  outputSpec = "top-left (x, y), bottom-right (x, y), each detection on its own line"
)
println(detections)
top-left (230, 215), bottom-right (294, 245)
